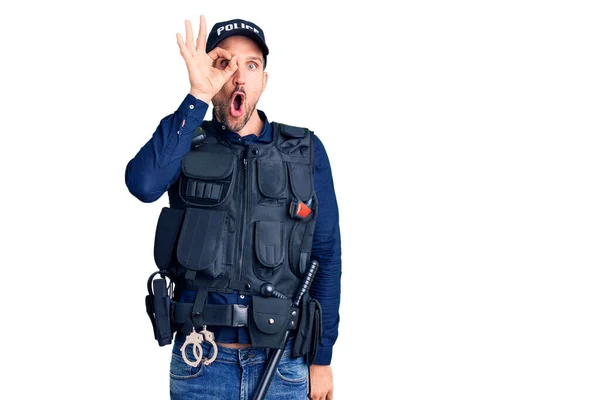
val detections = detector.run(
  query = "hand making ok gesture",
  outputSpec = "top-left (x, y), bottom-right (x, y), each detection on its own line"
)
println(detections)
top-left (176, 15), bottom-right (238, 104)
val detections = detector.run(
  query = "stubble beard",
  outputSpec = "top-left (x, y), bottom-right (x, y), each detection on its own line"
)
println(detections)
top-left (213, 97), bottom-right (257, 133)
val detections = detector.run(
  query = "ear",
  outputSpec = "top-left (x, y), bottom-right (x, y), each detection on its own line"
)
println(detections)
top-left (262, 71), bottom-right (269, 92)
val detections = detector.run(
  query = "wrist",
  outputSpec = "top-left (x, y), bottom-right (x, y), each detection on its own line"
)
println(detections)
top-left (189, 89), bottom-right (212, 104)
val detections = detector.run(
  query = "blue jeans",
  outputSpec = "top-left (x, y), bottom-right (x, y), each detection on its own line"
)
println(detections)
top-left (170, 332), bottom-right (309, 400)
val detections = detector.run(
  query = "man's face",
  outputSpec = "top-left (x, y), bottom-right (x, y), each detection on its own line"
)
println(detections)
top-left (212, 36), bottom-right (268, 133)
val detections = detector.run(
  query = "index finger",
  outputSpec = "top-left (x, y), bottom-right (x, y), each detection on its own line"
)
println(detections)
top-left (196, 15), bottom-right (207, 52)
top-left (207, 47), bottom-right (233, 61)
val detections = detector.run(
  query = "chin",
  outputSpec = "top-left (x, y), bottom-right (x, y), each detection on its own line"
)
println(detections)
top-left (225, 117), bottom-right (247, 133)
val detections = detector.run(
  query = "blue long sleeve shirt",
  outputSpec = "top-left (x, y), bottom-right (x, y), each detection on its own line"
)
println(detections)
top-left (125, 94), bottom-right (341, 365)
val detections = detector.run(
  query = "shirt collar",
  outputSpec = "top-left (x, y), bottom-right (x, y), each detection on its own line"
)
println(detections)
top-left (209, 109), bottom-right (272, 144)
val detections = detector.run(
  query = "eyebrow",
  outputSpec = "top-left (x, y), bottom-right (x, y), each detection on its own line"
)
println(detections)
top-left (247, 56), bottom-right (263, 64)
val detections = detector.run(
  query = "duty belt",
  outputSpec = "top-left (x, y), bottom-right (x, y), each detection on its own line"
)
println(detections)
top-left (173, 302), bottom-right (250, 328)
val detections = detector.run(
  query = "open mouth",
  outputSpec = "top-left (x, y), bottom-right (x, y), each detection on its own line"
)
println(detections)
top-left (230, 92), bottom-right (245, 118)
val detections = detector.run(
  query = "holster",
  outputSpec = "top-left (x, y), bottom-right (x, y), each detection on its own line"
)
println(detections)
top-left (145, 273), bottom-right (174, 346)
top-left (292, 293), bottom-right (322, 365)
top-left (145, 206), bottom-right (183, 346)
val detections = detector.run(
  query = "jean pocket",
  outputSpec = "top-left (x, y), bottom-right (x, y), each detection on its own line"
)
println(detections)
top-left (169, 352), bottom-right (206, 380)
top-left (275, 355), bottom-right (308, 384)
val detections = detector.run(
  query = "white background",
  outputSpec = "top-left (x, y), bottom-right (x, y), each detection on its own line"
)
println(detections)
top-left (1, 0), bottom-right (599, 399)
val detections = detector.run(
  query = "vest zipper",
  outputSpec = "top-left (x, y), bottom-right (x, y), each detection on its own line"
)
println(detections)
top-left (237, 154), bottom-right (249, 281)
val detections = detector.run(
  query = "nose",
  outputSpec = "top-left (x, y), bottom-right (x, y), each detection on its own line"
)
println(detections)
top-left (233, 66), bottom-right (246, 86)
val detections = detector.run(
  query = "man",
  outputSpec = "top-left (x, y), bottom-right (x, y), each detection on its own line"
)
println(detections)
top-left (125, 15), bottom-right (341, 400)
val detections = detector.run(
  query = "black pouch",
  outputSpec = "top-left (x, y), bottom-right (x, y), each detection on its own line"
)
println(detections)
top-left (176, 208), bottom-right (228, 279)
top-left (248, 296), bottom-right (292, 349)
top-left (292, 294), bottom-right (322, 365)
top-left (153, 207), bottom-right (185, 270)
top-left (180, 152), bottom-right (237, 207)
top-left (145, 274), bottom-right (174, 346)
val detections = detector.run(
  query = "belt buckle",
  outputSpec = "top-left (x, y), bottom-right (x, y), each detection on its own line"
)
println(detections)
top-left (232, 304), bottom-right (248, 327)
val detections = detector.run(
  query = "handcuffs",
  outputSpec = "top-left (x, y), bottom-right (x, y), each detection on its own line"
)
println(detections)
top-left (180, 325), bottom-right (219, 367)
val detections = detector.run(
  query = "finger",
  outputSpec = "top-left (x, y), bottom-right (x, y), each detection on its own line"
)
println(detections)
top-left (222, 55), bottom-right (238, 75)
top-left (185, 20), bottom-right (194, 53)
top-left (214, 55), bottom-right (237, 84)
top-left (176, 33), bottom-right (191, 59)
top-left (196, 15), bottom-right (207, 52)
top-left (207, 47), bottom-right (233, 61)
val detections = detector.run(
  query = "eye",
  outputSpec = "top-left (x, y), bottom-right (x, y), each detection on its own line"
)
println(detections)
top-left (248, 63), bottom-right (258, 71)
top-left (220, 59), bottom-right (229, 69)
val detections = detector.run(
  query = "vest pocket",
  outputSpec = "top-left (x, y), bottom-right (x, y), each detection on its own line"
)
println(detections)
top-left (176, 208), bottom-right (228, 278)
top-left (287, 163), bottom-right (312, 202)
top-left (254, 221), bottom-right (285, 280)
top-left (180, 152), bottom-right (237, 207)
top-left (254, 221), bottom-right (285, 267)
top-left (257, 160), bottom-right (287, 206)
top-left (153, 207), bottom-right (185, 270)
top-left (288, 221), bottom-right (310, 278)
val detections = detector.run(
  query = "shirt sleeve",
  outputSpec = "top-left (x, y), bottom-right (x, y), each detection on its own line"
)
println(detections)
top-left (125, 94), bottom-right (209, 203)
top-left (309, 134), bottom-right (342, 365)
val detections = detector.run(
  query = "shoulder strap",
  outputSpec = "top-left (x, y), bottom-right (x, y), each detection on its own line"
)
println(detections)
top-left (272, 122), bottom-right (315, 166)
top-left (275, 122), bottom-right (309, 138)
top-left (190, 121), bottom-right (220, 148)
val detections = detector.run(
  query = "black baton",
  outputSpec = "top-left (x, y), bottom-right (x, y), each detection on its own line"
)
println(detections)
top-left (252, 260), bottom-right (319, 400)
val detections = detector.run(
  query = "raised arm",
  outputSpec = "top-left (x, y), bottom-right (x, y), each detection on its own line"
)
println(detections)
top-left (125, 15), bottom-right (239, 203)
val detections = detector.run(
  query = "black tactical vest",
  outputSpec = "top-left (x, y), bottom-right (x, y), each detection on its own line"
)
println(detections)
top-left (149, 121), bottom-right (320, 353)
